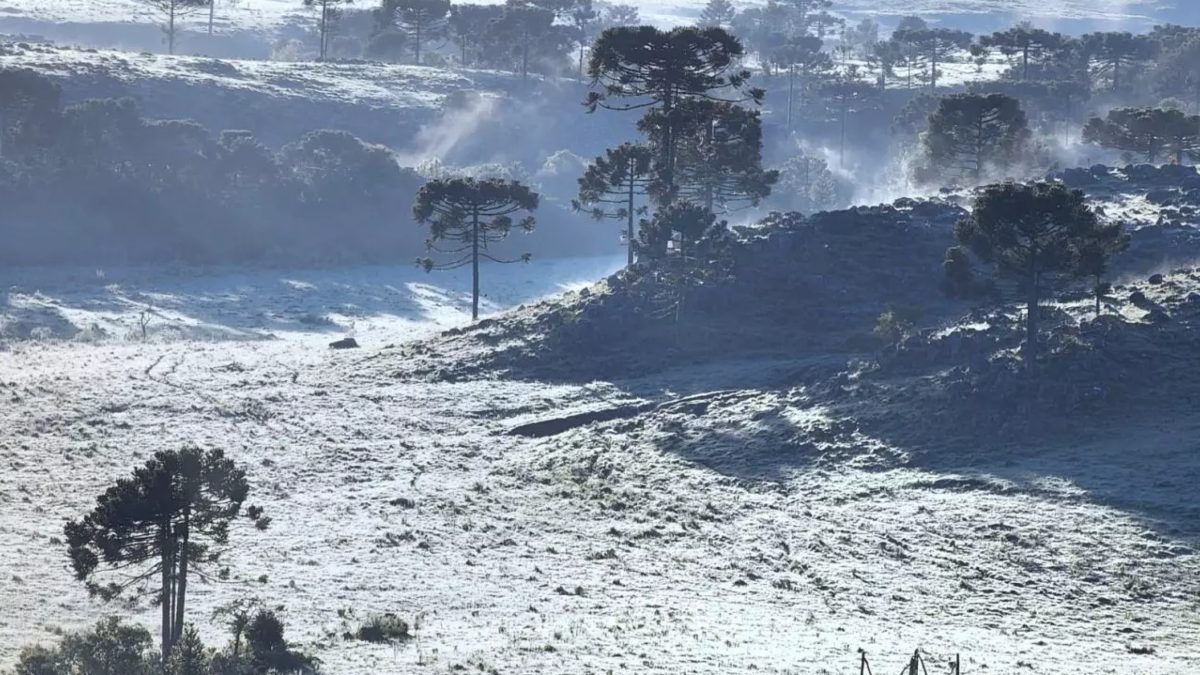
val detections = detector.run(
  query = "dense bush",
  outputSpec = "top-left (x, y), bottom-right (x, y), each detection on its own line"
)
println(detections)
top-left (0, 69), bottom-right (424, 265)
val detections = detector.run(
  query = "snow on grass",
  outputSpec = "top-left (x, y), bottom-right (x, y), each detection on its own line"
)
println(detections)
top-left (2, 257), bottom-right (1198, 674)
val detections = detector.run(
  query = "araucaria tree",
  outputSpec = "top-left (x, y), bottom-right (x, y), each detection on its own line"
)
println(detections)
top-left (586, 26), bottom-right (762, 199)
top-left (954, 181), bottom-right (1125, 361)
top-left (1083, 107), bottom-right (1200, 164)
top-left (414, 177), bottom-right (538, 320)
top-left (655, 99), bottom-right (778, 212)
top-left (979, 24), bottom-right (1067, 81)
top-left (145, 0), bottom-right (211, 54)
top-left (697, 0), bottom-right (736, 29)
top-left (64, 447), bottom-right (268, 660)
top-left (921, 93), bottom-right (1030, 184)
top-left (378, 0), bottom-right (451, 64)
top-left (1081, 31), bottom-right (1158, 92)
top-left (574, 142), bottom-right (654, 265)
top-left (892, 27), bottom-right (973, 91)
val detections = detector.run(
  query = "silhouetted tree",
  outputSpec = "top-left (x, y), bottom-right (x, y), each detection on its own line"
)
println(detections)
top-left (575, 142), bottom-right (654, 264)
top-left (0, 68), bottom-right (60, 160)
top-left (1081, 31), bottom-right (1158, 92)
top-left (378, 0), bottom-right (450, 64)
top-left (1154, 35), bottom-right (1200, 114)
top-left (14, 618), bottom-right (158, 675)
top-left (587, 26), bottom-right (761, 200)
top-left (657, 99), bottom-right (778, 212)
top-left (1074, 225), bottom-right (1130, 318)
top-left (820, 65), bottom-right (879, 167)
top-left (921, 93), bottom-right (1030, 184)
top-left (941, 245), bottom-right (973, 298)
top-left (144, 0), bottom-right (211, 54)
top-left (698, 0), bottom-right (736, 28)
top-left (768, 35), bottom-right (831, 129)
top-left (866, 39), bottom-right (904, 90)
top-left (955, 181), bottom-right (1124, 361)
top-left (448, 3), bottom-right (502, 65)
top-left (1083, 107), bottom-right (1200, 164)
top-left (596, 2), bottom-right (638, 30)
top-left (775, 149), bottom-right (840, 213)
top-left (892, 27), bottom-right (973, 91)
top-left (980, 24), bottom-right (1067, 81)
top-left (488, 3), bottom-right (568, 77)
top-left (413, 177), bottom-right (538, 320)
top-left (64, 448), bottom-right (267, 659)
top-left (305, 0), bottom-right (353, 59)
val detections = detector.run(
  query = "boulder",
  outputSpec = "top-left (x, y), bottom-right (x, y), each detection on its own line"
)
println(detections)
top-left (329, 337), bottom-right (360, 349)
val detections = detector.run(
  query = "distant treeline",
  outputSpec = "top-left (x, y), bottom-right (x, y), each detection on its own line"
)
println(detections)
top-left (0, 69), bottom-right (425, 265)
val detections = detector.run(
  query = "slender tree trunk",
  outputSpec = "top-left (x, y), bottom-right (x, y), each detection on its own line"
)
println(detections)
top-left (319, 0), bottom-right (328, 60)
top-left (1022, 45), bottom-right (1029, 80)
top-left (578, 42), bottom-right (585, 80)
top-left (521, 34), bottom-right (529, 78)
top-left (839, 98), bottom-right (847, 169)
top-left (415, 18), bottom-right (422, 65)
top-left (1112, 57), bottom-right (1120, 92)
top-left (471, 211), bottom-right (480, 320)
top-left (626, 169), bottom-right (635, 266)
top-left (929, 43), bottom-right (938, 91)
top-left (787, 66), bottom-right (795, 131)
top-left (208, 0), bottom-right (214, 36)
top-left (173, 509), bottom-right (190, 645)
top-left (168, 1), bottom-right (177, 55)
top-left (160, 526), bottom-right (173, 659)
top-left (1094, 275), bottom-right (1102, 318)
top-left (0, 110), bottom-right (5, 159)
top-left (1024, 272), bottom-right (1039, 364)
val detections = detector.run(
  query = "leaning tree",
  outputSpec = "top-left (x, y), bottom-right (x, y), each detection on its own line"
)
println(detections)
top-left (586, 25), bottom-right (762, 199)
top-left (65, 447), bottom-right (268, 660)
top-left (954, 181), bottom-right (1125, 362)
top-left (413, 177), bottom-right (539, 320)
top-left (574, 142), bottom-right (654, 265)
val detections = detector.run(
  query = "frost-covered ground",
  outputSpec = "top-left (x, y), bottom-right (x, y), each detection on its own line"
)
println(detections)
top-left (0, 0), bottom-right (1179, 35)
top-left (2, 256), bottom-right (1199, 674)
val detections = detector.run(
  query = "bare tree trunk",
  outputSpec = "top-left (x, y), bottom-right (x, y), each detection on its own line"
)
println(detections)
top-left (319, 0), bottom-right (328, 60)
top-left (1024, 273), bottom-right (1039, 364)
top-left (626, 169), bottom-right (635, 266)
top-left (415, 18), bottom-right (422, 65)
top-left (471, 211), bottom-right (480, 320)
top-left (168, 1), bottom-right (177, 55)
top-left (208, 0), bottom-right (214, 36)
top-left (173, 509), bottom-right (190, 645)
top-left (786, 66), bottom-right (794, 131)
top-left (160, 527), bottom-right (173, 659)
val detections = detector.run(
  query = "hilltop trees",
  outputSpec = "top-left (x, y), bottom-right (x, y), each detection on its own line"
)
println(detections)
top-left (377, 0), bottom-right (451, 64)
top-left (143, 0), bottom-right (211, 54)
top-left (575, 143), bottom-right (654, 264)
top-left (979, 25), bottom-right (1067, 81)
top-left (64, 447), bottom-right (268, 660)
top-left (697, 0), bottom-right (736, 29)
top-left (920, 93), bottom-right (1030, 184)
top-left (1081, 31), bottom-right (1158, 92)
top-left (1153, 36), bottom-right (1200, 113)
top-left (892, 26), bottom-right (973, 91)
top-left (768, 35), bottom-right (832, 129)
top-left (586, 26), bottom-right (761, 198)
top-left (305, 0), bottom-right (353, 59)
top-left (1083, 107), bottom-right (1200, 164)
top-left (448, 3), bottom-right (502, 65)
top-left (954, 182), bottom-right (1125, 361)
top-left (490, 3), bottom-right (564, 78)
top-left (413, 177), bottom-right (538, 320)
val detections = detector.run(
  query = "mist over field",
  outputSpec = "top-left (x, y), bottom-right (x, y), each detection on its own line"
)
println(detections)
top-left (2, 1), bottom-right (1199, 674)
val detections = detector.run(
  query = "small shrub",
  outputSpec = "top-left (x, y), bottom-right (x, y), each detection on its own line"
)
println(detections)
top-left (14, 617), bottom-right (157, 675)
top-left (874, 305), bottom-right (922, 346)
top-left (356, 614), bottom-right (411, 643)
